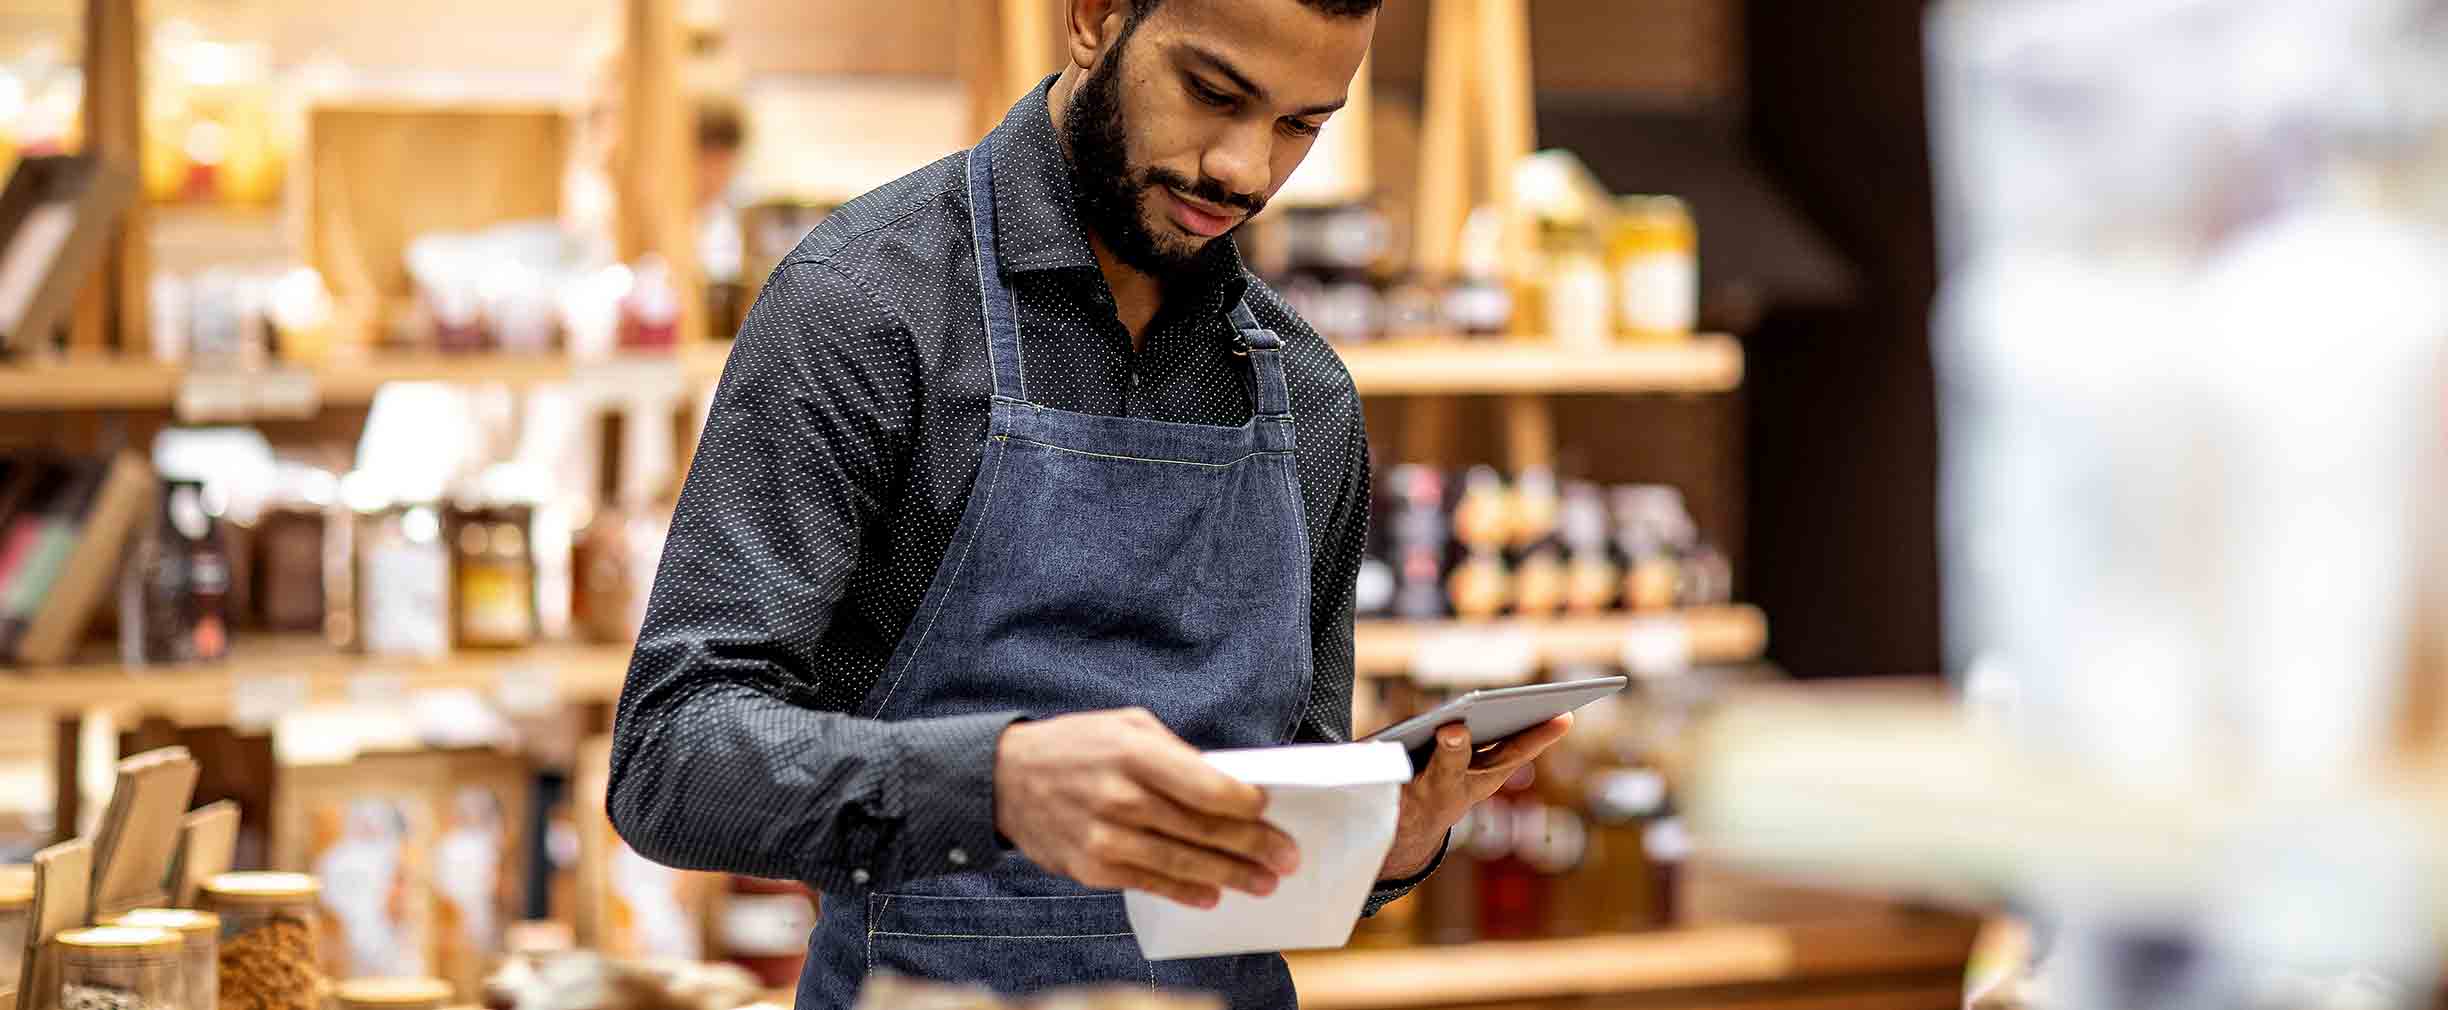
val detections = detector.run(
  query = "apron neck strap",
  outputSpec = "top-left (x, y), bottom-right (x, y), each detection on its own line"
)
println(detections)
top-left (967, 134), bottom-right (1031, 402)
top-left (969, 132), bottom-right (1292, 420)
top-left (1230, 299), bottom-right (1293, 419)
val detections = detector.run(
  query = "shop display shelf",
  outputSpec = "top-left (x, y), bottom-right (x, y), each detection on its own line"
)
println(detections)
top-left (1337, 334), bottom-right (1743, 395)
top-left (1284, 917), bottom-right (1979, 1010)
top-left (0, 635), bottom-right (635, 725)
top-left (1353, 605), bottom-right (1768, 680)
top-left (0, 348), bottom-right (730, 414)
top-left (0, 335), bottom-right (1737, 413)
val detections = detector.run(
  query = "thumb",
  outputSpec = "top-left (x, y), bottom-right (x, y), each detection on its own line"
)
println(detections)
top-left (1428, 723), bottom-right (1471, 782)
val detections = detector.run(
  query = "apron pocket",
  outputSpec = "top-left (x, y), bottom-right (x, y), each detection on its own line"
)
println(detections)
top-left (863, 892), bottom-right (1154, 997)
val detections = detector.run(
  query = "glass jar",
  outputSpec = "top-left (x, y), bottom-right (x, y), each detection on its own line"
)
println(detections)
top-left (333, 976), bottom-right (452, 1010)
top-left (1607, 196), bottom-right (1698, 341)
top-left (452, 506), bottom-right (536, 649)
top-left (1, 865), bottom-right (31, 995)
top-left (107, 910), bottom-right (217, 1010)
top-left (200, 872), bottom-right (324, 1010)
top-left (355, 504), bottom-right (450, 658)
top-left (56, 925), bottom-right (183, 1010)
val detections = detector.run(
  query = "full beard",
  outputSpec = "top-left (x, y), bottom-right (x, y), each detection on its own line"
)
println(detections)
top-left (1062, 25), bottom-right (1263, 278)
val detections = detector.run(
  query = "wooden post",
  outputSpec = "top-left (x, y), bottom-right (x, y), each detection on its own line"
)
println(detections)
top-left (52, 715), bottom-right (81, 844)
top-left (617, 0), bottom-right (706, 345)
top-left (1476, 0), bottom-right (1538, 279)
top-left (1413, 0), bottom-right (1474, 278)
top-left (78, 0), bottom-right (147, 357)
top-left (1501, 394), bottom-right (1555, 472)
top-left (962, 0), bottom-right (1010, 138)
top-left (1003, 0), bottom-right (1059, 111)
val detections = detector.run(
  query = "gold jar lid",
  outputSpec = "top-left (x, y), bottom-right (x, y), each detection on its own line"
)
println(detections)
top-left (109, 908), bottom-right (221, 936)
top-left (0, 864), bottom-right (31, 908)
top-left (56, 926), bottom-right (181, 953)
top-left (334, 977), bottom-right (454, 1006)
top-left (202, 871), bottom-right (322, 902)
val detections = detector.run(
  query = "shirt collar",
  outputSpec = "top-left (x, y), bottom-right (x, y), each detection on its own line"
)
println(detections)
top-left (986, 76), bottom-right (1252, 312)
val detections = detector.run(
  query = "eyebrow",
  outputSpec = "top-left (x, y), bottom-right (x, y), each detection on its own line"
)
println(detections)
top-left (1182, 43), bottom-right (1347, 118)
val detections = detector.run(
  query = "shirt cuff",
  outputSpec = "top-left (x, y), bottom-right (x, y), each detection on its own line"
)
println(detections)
top-left (882, 709), bottom-right (1027, 884)
top-left (1362, 830), bottom-right (1449, 918)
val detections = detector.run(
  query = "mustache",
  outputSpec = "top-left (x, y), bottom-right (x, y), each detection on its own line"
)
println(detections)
top-left (1142, 167), bottom-right (1266, 217)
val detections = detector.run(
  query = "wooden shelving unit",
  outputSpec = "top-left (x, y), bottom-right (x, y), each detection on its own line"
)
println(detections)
top-left (1355, 606), bottom-right (1766, 679)
top-left (1284, 918), bottom-right (1978, 1010)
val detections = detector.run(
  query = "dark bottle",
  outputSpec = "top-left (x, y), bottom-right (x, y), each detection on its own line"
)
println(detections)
top-left (1473, 766), bottom-right (1546, 941)
top-left (121, 480), bottom-right (231, 664)
top-left (255, 502), bottom-right (330, 634)
top-left (1387, 466), bottom-right (1451, 620)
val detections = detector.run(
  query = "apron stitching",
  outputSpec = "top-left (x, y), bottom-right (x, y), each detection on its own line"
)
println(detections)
top-left (1006, 437), bottom-right (1288, 469)
top-left (870, 931), bottom-right (1136, 940)
top-left (1275, 454), bottom-right (1314, 744)
top-left (869, 441), bottom-right (1009, 717)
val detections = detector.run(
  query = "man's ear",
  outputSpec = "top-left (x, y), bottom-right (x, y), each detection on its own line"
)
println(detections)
top-left (1066, 0), bottom-right (1132, 71)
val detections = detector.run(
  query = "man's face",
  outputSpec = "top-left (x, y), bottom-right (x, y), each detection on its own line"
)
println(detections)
top-left (1065, 0), bottom-right (1374, 276)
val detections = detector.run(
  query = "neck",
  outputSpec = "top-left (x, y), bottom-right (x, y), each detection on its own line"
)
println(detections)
top-left (1044, 72), bottom-right (1164, 350)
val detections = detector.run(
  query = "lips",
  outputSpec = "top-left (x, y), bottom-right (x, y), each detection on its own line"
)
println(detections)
top-left (1164, 189), bottom-right (1242, 238)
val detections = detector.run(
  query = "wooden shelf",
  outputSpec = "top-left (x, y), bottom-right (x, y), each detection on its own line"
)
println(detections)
top-left (1338, 335), bottom-right (1743, 395)
top-left (1285, 918), bottom-right (1978, 1010)
top-left (0, 611), bottom-right (1765, 723)
top-left (0, 349), bottom-right (728, 413)
top-left (1354, 606), bottom-right (1768, 679)
top-left (0, 636), bottom-right (635, 725)
top-left (0, 336), bottom-right (1740, 412)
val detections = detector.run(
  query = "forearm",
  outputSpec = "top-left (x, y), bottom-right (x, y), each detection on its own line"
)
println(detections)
top-left (608, 638), bottom-right (1021, 894)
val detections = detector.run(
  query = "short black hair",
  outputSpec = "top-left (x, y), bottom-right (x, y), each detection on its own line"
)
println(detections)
top-left (1132, 0), bottom-right (1381, 22)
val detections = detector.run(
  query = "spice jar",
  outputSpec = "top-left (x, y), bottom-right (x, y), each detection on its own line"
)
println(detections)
top-left (107, 910), bottom-right (218, 1010)
top-left (334, 976), bottom-right (453, 1010)
top-left (201, 872), bottom-right (324, 1010)
top-left (2, 865), bottom-right (31, 994)
top-left (56, 926), bottom-right (184, 1010)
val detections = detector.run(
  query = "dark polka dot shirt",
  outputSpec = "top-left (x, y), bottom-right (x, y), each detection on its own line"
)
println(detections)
top-left (608, 79), bottom-right (1433, 907)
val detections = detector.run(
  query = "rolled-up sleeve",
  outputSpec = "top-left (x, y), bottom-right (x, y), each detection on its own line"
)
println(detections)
top-left (607, 259), bottom-right (1022, 895)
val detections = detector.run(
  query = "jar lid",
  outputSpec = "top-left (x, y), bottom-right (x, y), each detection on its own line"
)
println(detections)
top-left (56, 926), bottom-right (181, 952)
top-left (335, 977), bottom-right (454, 1005)
top-left (110, 908), bottom-right (221, 936)
top-left (203, 871), bottom-right (321, 901)
top-left (0, 863), bottom-right (31, 907)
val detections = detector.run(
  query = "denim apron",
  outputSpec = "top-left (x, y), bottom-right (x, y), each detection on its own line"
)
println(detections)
top-left (795, 132), bottom-right (1313, 1008)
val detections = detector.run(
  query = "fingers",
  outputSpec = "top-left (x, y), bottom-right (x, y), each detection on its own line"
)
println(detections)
top-left (1126, 732), bottom-right (1268, 821)
top-left (1125, 790), bottom-right (1301, 875)
top-left (1085, 824), bottom-right (1279, 902)
top-left (1424, 723), bottom-right (1472, 786)
top-left (1470, 713), bottom-right (1574, 772)
top-left (1081, 862), bottom-right (1222, 910)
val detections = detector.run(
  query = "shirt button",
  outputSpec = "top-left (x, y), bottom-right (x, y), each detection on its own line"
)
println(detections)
top-left (851, 868), bottom-right (871, 885)
top-left (948, 848), bottom-right (970, 867)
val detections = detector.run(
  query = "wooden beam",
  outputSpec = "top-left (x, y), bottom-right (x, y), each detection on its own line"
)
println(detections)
top-left (1412, 0), bottom-right (1474, 277)
top-left (617, 0), bottom-right (706, 344)
top-left (1500, 393), bottom-right (1555, 472)
top-left (1475, 0), bottom-right (1538, 279)
top-left (80, 0), bottom-right (147, 355)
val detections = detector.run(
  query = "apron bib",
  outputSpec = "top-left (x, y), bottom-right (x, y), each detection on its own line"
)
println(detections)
top-left (796, 132), bottom-right (1314, 1009)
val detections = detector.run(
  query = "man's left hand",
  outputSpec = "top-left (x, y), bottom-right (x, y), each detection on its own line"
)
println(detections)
top-left (1378, 714), bottom-right (1575, 880)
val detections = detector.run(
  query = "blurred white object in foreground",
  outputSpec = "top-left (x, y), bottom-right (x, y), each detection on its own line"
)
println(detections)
top-left (1698, 1), bottom-right (2448, 1008)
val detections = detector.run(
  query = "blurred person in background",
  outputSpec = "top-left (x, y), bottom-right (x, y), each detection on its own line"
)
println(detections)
top-left (607, 0), bottom-right (1569, 1005)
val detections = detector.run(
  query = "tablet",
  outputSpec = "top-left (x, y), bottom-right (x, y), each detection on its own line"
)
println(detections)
top-left (1362, 675), bottom-right (1629, 773)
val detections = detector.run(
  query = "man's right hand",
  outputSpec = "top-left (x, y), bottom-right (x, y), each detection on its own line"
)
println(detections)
top-left (993, 708), bottom-right (1301, 909)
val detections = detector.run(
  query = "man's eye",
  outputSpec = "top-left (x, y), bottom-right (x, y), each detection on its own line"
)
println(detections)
top-left (1188, 79), bottom-right (1236, 109)
top-left (1280, 118), bottom-right (1324, 138)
